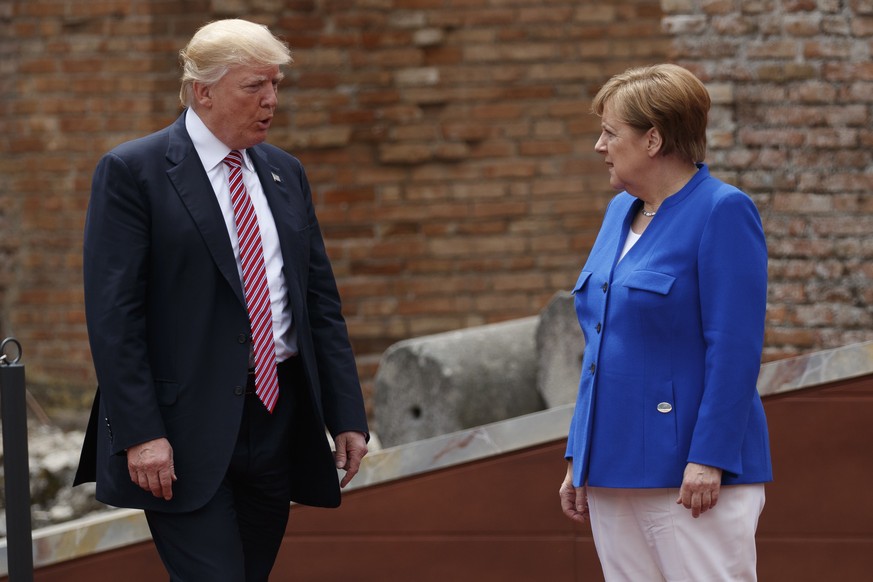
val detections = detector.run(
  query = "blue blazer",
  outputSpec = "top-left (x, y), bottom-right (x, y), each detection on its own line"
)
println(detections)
top-left (566, 165), bottom-right (772, 489)
top-left (75, 112), bottom-right (368, 511)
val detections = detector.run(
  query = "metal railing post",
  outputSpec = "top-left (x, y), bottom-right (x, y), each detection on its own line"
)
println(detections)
top-left (1, 337), bottom-right (34, 581)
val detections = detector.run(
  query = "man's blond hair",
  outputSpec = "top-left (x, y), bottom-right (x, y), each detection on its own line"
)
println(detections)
top-left (179, 19), bottom-right (292, 107)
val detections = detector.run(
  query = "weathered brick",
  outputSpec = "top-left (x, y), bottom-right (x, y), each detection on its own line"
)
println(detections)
top-left (712, 14), bottom-right (758, 35)
top-left (821, 15), bottom-right (852, 35)
top-left (756, 62), bottom-right (819, 81)
top-left (805, 128), bottom-right (859, 148)
top-left (784, 0), bottom-right (818, 11)
top-left (747, 39), bottom-right (799, 59)
top-left (850, 16), bottom-right (873, 35)
top-left (662, 15), bottom-right (707, 35)
top-left (662, 0), bottom-right (695, 14)
top-left (803, 39), bottom-right (854, 59)
top-left (573, 5), bottom-right (616, 24)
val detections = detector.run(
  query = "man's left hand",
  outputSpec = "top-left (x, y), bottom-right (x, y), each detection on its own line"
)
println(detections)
top-left (334, 431), bottom-right (368, 488)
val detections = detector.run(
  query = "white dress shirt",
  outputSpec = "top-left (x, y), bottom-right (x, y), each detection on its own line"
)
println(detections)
top-left (185, 108), bottom-right (297, 361)
top-left (619, 228), bottom-right (642, 262)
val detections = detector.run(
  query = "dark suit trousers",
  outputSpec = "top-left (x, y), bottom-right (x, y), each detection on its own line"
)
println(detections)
top-left (145, 357), bottom-right (302, 582)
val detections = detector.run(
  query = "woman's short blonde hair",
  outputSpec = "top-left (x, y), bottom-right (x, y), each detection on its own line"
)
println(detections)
top-left (591, 64), bottom-right (710, 164)
top-left (179, 19), bottom-right (292, 107)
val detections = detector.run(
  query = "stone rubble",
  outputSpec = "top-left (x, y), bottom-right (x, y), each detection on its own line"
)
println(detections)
top-left (0, 423), bottom-right (108, 538)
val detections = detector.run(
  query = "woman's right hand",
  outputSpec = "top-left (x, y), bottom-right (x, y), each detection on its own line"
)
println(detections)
top-left (559, 462), bottom-right (589, 522)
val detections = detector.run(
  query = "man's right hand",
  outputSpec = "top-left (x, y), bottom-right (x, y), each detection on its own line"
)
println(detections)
top-left (127, 437), bottom-right (177, 500)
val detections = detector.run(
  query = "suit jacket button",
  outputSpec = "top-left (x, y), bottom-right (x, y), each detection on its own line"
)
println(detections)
top-left (601, 282), bottom-right (608, 293)
top-left (237, 334), bottom-right (248, 344)
top-left (589, 363), bottom-right (596, 374)
top-left (595, 322), bottom-right (602, 333)
top-left (234, 385), bottom-right (244, 396)
top-left (657, 402), bottom-right (673, 413)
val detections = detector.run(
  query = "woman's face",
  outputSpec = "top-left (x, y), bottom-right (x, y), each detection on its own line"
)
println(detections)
top-left (594, 103), bottom-right (652, 194)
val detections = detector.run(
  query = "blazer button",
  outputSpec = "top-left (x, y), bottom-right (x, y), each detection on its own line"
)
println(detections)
top-left (234, 385), bottom-right (244, 396)
top-left (601, 282), bottom-right (608, 293)
top-left (657, 402), bottom-right (673, 413)
top-left (589, 363), bottom-right (596, 374)
top-left (595, 322), bottom-right (602, 333)
top-left (237, 334), bottom-right (248, 344)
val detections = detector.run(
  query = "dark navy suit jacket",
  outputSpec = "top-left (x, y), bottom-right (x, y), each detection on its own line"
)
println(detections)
top-left (75, 112), bottom-right (368, 511)
top-left (566, 165), bottom-right (772, 489)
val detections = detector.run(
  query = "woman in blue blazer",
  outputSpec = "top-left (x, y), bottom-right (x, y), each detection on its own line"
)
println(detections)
top-left (559, 64), bottom-right (771, 581)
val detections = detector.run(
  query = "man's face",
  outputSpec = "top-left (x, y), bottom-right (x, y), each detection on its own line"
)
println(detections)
top-left (194, 64), bottom-right (283, 150)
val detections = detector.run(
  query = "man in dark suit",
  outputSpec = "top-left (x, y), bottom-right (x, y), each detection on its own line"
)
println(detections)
top-left (74, 19), bottom-right (369, 581)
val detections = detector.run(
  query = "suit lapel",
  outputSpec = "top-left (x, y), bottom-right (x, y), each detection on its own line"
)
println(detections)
top-left (248, 146), bottom-right (302, 279)
top-left (165, 114), bottom-right (246, 308)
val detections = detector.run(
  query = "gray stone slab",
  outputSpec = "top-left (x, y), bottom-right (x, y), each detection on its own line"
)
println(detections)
top-left (536, 291), bottom-right (584, 408)
top-left (374, 317), bottom-right (543, 447)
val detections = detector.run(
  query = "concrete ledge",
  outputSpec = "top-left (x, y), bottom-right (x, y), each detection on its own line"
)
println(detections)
top-left (757, 340), bottom-right (873, 396)
top-left (1, 508), bottom-right (149, 575)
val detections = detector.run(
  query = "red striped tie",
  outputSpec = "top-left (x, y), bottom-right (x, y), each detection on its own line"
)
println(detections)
top-left (224, 150), bottom-right (279, 412)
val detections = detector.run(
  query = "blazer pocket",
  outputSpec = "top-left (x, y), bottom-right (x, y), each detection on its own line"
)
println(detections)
top-left (623, 270), bottom-right (676, 295)
top-left (648, 379), bottom-right (679, 450)
top-left (571, 270), bottom-right (593, 294)
top-left (154, 380), bottom-right (180, 406)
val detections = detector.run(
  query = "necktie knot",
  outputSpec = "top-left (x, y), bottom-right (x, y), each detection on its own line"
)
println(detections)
top-left (224, 150), bottom-right (244, 170)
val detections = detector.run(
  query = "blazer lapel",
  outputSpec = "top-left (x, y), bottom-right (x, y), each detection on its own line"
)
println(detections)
top-left (248, 146), bottom-right (310, 322)
top-left (165, 114), bottom-right (246, 308)
top-left (248, 145), bottom-right (302, 270)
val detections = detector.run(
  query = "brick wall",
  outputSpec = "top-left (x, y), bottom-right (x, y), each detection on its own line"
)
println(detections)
top-left (1, 0), bottom-right (870, 417)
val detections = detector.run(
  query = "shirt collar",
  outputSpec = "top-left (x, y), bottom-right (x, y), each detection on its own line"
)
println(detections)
top-left (185, 108), bottom-right (253, 172)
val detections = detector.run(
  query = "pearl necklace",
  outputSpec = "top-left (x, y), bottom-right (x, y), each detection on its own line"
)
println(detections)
top-left (641, 207), bottom-right (657, 217)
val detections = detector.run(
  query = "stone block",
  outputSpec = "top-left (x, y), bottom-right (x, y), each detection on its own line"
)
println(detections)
top-left (374, 317), bottom-right (543, 447)
top-left (536, 291), bottom-right (584, 408)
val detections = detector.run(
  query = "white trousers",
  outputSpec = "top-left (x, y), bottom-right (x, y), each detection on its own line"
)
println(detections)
top-left (587, 484), bottom-right (765, 582)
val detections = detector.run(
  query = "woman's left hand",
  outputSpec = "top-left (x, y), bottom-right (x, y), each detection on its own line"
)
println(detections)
top-left (560, 462), bottom-right (589, 523)
top-left (677, 462), bottom-right (722, 518)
